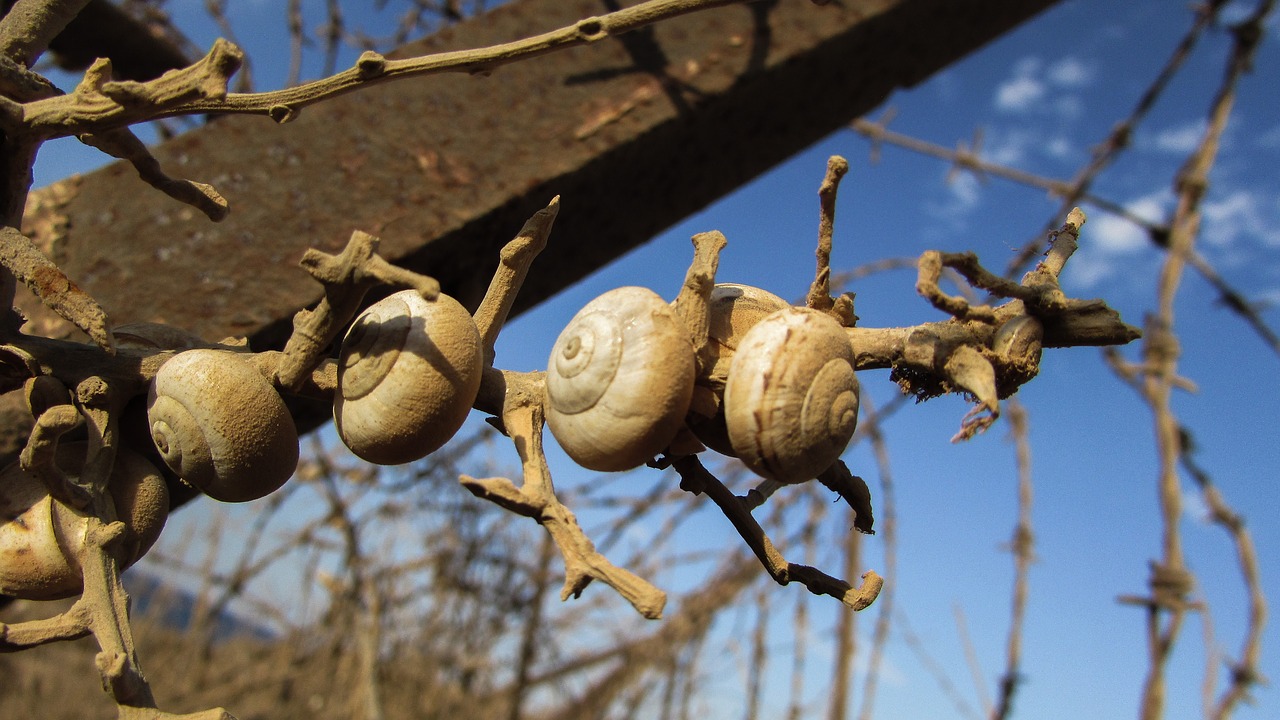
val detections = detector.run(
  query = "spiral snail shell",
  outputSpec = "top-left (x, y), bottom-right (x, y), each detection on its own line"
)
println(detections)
top-left (334, 290), bottom-right (484, 465)
top-left (545, 287), bottom-right (695, 472)
top-left (723, 306), bottom-right (859, 484)
top-left (0, 443), bottom-right (168, 600)
top-left (148, 349), bottom-right (300, 502)
top-left (687, 283), bottom-right (790, 456)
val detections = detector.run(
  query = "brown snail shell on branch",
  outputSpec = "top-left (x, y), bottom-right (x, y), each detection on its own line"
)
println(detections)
top-left (148, 349), bottom-right (300, 502)
top-left (335, 290), bottom-right (483, 465)
top-left (724, 307), bottom-right (859, 484)
top-left (687, 283), bottom-right (790, 456)
top-left (0, 443), bottom-right (168, 600)
top-left (545, 287), bottom-right (695, 471)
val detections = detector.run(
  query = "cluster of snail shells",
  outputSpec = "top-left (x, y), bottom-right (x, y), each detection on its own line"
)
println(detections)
top-left (0, 442), bottom-right (169, 600)
top-left (334, 290), bottom-right (484, 465)
top-left (147, 348), bottom-right (300, 502)
top-left (544, 283), bottom-right (860, 484)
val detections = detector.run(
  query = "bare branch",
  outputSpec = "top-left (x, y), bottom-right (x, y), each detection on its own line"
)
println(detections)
top-left (6, 0), bottom-right (751, 137)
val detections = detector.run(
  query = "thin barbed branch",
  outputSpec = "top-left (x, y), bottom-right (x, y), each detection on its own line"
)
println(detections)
top-left (992, 400), bottom-right (1034, 720)
top-left (1113, 2), bottom-right (1275, 717)
top-left (4, 0), bottom-right (753, 136)
top-left (670, 454), bottom-right (882, 611)
top-left (856, 393), bottom-right (902, 720)
top-left (851, 115), bottom-right (1280, 360)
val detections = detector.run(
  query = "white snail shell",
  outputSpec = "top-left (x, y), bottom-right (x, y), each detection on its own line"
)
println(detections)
top-left (0, 443), bottom-right (168, 601)
top-left (724, 307), bottom-right (859, 484)
top-left (545, 287), bottom-right (695, 472)
top-left (335, 290), bottom-right (483, 465)
top-left (148, 349), bottom-right (299, 502)
top-left (687, 283), bottom-right (790, 456)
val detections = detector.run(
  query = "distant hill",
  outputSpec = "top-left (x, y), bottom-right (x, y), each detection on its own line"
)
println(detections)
top-left (123, 569), bottom-right (276, 642)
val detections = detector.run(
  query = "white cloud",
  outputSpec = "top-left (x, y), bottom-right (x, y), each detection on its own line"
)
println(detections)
top-left (1151, 120), bottom-right (1207, 153)
top-left (1126, 194), bottom-right (1170, 226)
top-left (995, 75), bottom-right (1046, 112)
top-left (1062, 251), bottom-right (1118, 289)
top-left (1045, 136), bottom-right (1073, 158)
top-left (1256, 287), bottom-right (1280, 308)
top-left (1201, 189), bottom-right (1280, 248)
top-left (1048, 57), bottom-right (1093, 87)
top-left (993, 56), bottom-right (1090, 115)
top-left (948, 172), bottom-right (981, 210)
top-left (1091, 213), bottom-right (1149, 255)
top-left (924, 172), bottom-right (983, 230)
top-left (981, 129), bottom-right (1073, 168)
top-left (985, 130), bottom-right (1033, 166)
top-left (1065, 192), bottom-right (1170, 290)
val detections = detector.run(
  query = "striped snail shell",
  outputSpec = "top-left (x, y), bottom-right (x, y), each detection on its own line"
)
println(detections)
top-left (545, 287), bottom-right (695, 472)
top-left (0, 443), bottom-right (168, 600)
top-left (335, 290), bottom-right (483, 465)
top-left (148, 349), bottom-right (299, 502)
top-left (687, 283), bottom-right (790, 456)
top-left (724, 307), bottom-right (859, 484)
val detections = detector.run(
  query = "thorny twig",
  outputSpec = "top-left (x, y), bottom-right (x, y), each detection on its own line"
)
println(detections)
top-left (276, 228), bottom-right (441, 391)
top-left (1002, 0), bottom-right (1234, 279)
top-left (1, 0), bottom-right (755, 136)
top-left (852, 114), bottom-right (1280, 360)
top-left (1109, 3), bottom-right (1274, 718)
top-left (993, 400), bottom-right (1034, 720)
top-left (461, 375), bottom-right (668, 619)
top-left (854, 393), bottom-right (902, 720)
top-left (670, 454), bottom-right (883, 611)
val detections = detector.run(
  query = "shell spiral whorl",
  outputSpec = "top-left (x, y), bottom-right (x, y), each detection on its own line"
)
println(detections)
top-left (335, 290), bottom-right (483, 465)
top-left (724, 307), bottom-right (859, 484)
top-left (148, 349), bottom-right (300, 502)
top-left (545, 287), bottom-right (695, 472)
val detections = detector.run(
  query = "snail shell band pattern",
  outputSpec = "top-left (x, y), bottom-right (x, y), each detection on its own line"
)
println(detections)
top-left (545, 286), bottom-right (696, 472)
top-left (335, 290), bottom-right (484, 465)
top-left (148, 349), bottom-right (300, 502)
top-left (724, 307), bottom-right (860, 484)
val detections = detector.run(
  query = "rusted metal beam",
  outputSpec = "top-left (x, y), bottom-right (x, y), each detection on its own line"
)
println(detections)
top-left (2, 0), bottom-right (194, 81)
top-left (11, 0), bottom-right (1060, 442)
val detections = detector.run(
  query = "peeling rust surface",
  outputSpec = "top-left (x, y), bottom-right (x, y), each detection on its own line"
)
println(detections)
top-left (13, 0), bottom-right (1061, 443)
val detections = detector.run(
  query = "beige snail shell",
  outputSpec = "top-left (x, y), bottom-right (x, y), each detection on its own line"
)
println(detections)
top-left (545, 287), bottom-right (695, 472)
top-left (687, 283), bottom-right (790, 456)
top-left (723, 306), bottom-right (859, 484)
top-left (335, 290), bottom-right (483, 465)
top-left (148, 349), bottom-right (300, 502)
top-left (0, 443), bottom-right (169, 601)
top-left (993, 315), bottom-right (1044, 368)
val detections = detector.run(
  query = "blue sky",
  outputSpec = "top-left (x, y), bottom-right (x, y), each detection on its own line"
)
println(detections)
top-left (27, 1), bottom-right (1280, 718)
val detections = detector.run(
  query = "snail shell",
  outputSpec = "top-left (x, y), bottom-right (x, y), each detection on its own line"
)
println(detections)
top-left (335, 290), bottom-right (483, 465)
top-left (724, 307), bottom-right (859, 484)
top-left (545, 287), bottom-right (695, 472)
top-left (993, 315), bottom-right (1044, 368)
top-left (687, 283), bottom-right (790, 456)
top-left (148, 349), bottom-right (299, 502)
top-left (0, 443), bottom-right (168, 600)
